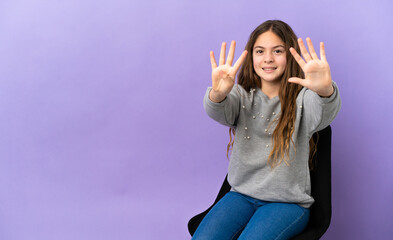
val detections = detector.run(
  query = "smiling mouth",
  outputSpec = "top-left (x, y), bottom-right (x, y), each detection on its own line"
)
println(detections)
top-left (262, 67), bottom-right (277, 70)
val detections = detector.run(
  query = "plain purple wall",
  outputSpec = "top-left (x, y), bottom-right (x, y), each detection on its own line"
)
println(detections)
top-left (0, 0), bottom-right (392, 239)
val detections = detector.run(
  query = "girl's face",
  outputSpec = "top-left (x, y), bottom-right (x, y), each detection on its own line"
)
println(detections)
top-left (252, 31), bottom-right (287, 84)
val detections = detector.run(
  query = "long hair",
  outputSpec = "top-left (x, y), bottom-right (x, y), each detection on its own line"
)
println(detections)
top-left (227, 20), bottom-right (317, 169)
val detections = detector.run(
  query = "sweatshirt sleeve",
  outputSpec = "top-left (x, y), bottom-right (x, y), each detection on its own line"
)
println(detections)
top-left (302, 81), bottom-right (342, 135)
top-left (203, 85), bottom-right (242, 128)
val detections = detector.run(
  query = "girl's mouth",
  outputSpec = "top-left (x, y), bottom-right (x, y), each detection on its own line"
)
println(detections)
top-left (262, 67), bottom-right (277, 73)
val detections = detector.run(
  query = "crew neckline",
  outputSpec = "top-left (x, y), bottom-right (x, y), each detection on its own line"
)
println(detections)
top-left (255, 88), bottom-right (279, 101)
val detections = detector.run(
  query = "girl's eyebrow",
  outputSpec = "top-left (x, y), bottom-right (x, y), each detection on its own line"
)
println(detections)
top-left (254, 45), bottom-right (285, 49)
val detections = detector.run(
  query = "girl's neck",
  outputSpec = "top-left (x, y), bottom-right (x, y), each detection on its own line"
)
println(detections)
top-left (261, 80), bottom-right (280, 99)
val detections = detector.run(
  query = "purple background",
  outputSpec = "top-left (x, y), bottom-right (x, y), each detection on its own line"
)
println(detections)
top-left (0, 0), bottom-right (392, 239)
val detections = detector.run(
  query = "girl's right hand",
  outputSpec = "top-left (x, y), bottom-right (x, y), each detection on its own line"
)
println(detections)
top-left (209, 41), bottom-right (248, 102)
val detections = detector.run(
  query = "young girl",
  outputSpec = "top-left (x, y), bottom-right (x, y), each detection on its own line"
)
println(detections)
top-left (192, 20), bottom-right (341, 240)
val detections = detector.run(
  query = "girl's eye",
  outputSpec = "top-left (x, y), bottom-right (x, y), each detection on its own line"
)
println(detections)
top-left (274, 50), bottom-right (283, 54)
top-left (256, 50), bottom-right (263, 54)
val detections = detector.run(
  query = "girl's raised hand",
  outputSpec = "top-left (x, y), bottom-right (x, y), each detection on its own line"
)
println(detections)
top-left (289, 38), bottom-right (334, 97)
top-left (209, 41), bottom-right (248, 102)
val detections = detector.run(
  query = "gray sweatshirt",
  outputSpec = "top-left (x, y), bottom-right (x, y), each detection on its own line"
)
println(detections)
top-left (203, 82), bottom-right (341, 208)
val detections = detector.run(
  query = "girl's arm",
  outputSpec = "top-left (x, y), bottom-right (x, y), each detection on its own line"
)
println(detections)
top-left (302, 82), bottom-right (341, 134)
top-left (203, 41), bottom-right (247, 127)
top-left (289, 38), bottom-right (341, 133)
top-left (203, 85), bottom-right (242, 128)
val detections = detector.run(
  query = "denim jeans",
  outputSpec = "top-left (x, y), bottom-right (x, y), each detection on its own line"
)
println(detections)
top-left (192, 191), bottom-right (310, 240)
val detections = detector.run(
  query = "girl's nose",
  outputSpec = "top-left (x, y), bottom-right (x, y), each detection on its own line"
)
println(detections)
top-left (264, 53), bottom-right (274, 63)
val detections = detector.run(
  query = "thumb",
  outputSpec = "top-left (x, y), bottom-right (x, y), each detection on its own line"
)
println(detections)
top-left (288, 77), bottom-right (304, 86)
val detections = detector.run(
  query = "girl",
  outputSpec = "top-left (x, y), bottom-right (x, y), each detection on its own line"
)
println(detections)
top-left (192, 20), bottom-right (341, 240)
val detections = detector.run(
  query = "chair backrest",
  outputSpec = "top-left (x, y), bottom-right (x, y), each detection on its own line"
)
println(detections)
top-left (292, 125), bottom-right (332, 239)
top-left (188, 126), bottom-right (332, 240)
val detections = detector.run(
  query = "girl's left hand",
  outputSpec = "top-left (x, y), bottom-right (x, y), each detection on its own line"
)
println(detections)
top-left (288, 38), bottom-right (334, 97)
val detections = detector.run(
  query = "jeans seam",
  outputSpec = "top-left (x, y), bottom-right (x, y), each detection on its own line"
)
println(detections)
top-left (274, 208), bottom-right (307, 240)
top-left (230, 226), bottom-right (245, 240)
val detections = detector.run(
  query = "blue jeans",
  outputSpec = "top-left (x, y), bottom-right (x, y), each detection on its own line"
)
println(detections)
top-left (192, 191), bottom-right (310, 240)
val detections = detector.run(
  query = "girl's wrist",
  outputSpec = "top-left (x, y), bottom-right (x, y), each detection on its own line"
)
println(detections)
top-left (209, 89), bottom-right (227, 103)
top-left (317, 84), bottom-right (334, 98)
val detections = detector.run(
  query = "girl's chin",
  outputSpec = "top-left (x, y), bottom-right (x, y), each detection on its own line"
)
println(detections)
top-left (260, 76), bottom-right (281, 83)
top-left (257, 72), bottom-right (284, 83)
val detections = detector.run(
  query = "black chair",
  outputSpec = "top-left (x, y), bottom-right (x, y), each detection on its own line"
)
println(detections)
top-left (188, 126), bottom-right (332, 240)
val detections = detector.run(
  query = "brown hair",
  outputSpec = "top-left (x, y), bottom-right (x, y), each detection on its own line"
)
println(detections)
top-left (227, 20), bottom-right (317, 169)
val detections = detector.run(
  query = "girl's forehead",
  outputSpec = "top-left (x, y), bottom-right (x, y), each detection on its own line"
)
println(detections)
top-left (254, 31), bottom-right (285, 48)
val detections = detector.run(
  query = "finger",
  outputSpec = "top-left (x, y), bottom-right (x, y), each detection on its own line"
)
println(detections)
top-left (298, 38), bottom-right (312, 62)
top-left (288, 77), bottom-right (306, 86)
top-left (210, 51), bottom-right (217, 70)
top-left (219, 42), bottom-right (226, 66)
top-left (289, 47), bottom-right (306, 69)
top-left (320, 42), bottom-right (327, 61)
top-left (226, 40), bottom-right (236, 66)
top-left (306, 38), bottom-right (319, 60)
top-left (231, 50), bottom-right (248, 74)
